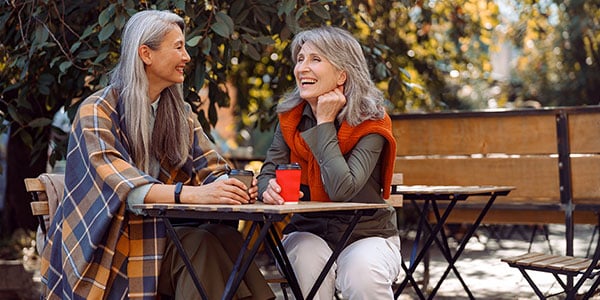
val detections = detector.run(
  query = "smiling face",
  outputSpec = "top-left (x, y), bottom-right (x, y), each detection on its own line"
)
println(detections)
top-left (294, 42), bottom-right (346, 105)
top-left (139, 25), bottom-right (190, 99)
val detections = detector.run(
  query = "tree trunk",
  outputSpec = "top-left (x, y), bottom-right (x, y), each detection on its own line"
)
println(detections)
top-left (1, 124), bottom-right (47, 238)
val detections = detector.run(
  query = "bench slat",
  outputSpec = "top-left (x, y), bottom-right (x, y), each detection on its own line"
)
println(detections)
top-left (24, 178), bottom-right (45, 192)
top-left (393, 114), bottom-right (558, 156)
top-left (396, 156), bottom-right (560, 202)
top-left (529, 256), bottom-right (578, 268)
top-left (569, 113), bottom-right (600, 154)
top-left (501, 252), bottom-right (547, 264)
top-left (30, 201), bottom-right (49, 216)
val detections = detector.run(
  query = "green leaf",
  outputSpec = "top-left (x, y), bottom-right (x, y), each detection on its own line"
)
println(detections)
top-left (18, 130), bottom-right (33, 149)
top-left (218, 11), bottom-right (234, 30)
top-left (114, 14), bottom-right (127, 30)
top-left (98, 4), bottom-right (115, 27)
top-left (93, 51), bottom-right (110, 64)
top-left (80, 24), bottom-right (96, 39)
top-left (211, 22), bottom-right (231, 38)
top-left (59, 61), bottom-right (72, 73)
top-left (311, 4), bottom-right (330, 20)
top-left (187, 35), bottom-right (202, 47)
top-left (201, 38), bottom-right (211, 55)
top-left (212, 11), bottom-right (234, 37)
top-left (70, 41), bottom-right (81, 53)
top-left (388, 77), bottom-right (400, 96)
top-left (376, 62), bottom-right (388, 79)
top-left (279, 0), bottom-right (296, 16)
top-left (78, 50), bottom-right (97, 59)
top-left (231, 0), bottom-right (245, 17)
top-left (33, 25), bottom-right (49, 47)
top-left (399, 67), bottom-right (411, 81)
top-left (194, 63), bottom-right (206, 91)
top-left (175, 0), bottom-right (185, 10)
top-left (287, 13), bottom-right (300, 34)
top-left (49, 56), bottom-right (61, 68)
top-left (28, 118), bottom-right (53, 128)
top-left (98, 23), bottom-right (115, 42)
top-left (256, 35), bottom-right (275, 45)
top-left (7, 105), bottom-right (22, 125)
top-left (242, 43), bottom-right (261, 61)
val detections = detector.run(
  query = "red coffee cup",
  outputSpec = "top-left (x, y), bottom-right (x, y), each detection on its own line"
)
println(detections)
top-left (276, 163), bottom-right (301, 203)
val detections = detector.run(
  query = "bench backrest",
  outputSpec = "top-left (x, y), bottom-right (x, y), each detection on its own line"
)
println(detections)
top-left (392, 107), bottom-right (600, 207)
top-left (24, 177), bottom-right (52, 234)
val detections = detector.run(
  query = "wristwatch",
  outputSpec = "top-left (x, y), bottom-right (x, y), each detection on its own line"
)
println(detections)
top-left (174, 182), bottom-right (183, 204)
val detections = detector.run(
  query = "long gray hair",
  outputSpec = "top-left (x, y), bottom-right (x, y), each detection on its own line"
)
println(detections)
top-left (277, 26), bottom-right (386, 126)
top-left (110, 10), bottom-right (191, 173)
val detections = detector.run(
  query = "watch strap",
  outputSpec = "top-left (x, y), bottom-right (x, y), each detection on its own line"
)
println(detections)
top-left (174, 182), bottom-right (183, 204)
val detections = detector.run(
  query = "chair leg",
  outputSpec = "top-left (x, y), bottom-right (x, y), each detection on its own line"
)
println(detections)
top-left (587, 226), bottom-right (599, 258)
top-left (280, 282), bottom-right (289, 300)
top-left (518, 268), bottom-right (548, 300)
top-left (582, 274), bottom-right (600, 299)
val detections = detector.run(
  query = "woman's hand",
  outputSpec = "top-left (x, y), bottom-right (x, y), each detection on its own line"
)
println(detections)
top-left (261, 178), bottom-right (304, 205)
top-left (315, 86), bottom-right (346, 125)
top-left (261, 178), bottom-right (285, 205)
top-left (185, 178), bottom-right (254, 205)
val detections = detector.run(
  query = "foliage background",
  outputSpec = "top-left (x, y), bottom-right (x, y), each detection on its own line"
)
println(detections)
top-left (0, 0), bottom-right (598, 237)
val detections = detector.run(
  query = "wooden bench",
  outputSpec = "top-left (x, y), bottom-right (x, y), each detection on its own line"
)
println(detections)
top-left (391, 106), bottom-right (600, 298)
top-left (391, 106), bottom-right (600, 255)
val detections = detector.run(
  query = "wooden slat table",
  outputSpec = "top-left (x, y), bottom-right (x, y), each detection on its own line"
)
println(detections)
top-left (392, 185), bottom-right (515, 300)
top-left (135, 201), bottom-right (389, 300)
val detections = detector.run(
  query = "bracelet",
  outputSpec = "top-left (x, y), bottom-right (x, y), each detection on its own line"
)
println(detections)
top-left (174, 182), bottom-right (183, 204)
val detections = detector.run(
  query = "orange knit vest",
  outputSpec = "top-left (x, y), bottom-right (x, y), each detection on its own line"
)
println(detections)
top-left (278, 102), bottom-right (396, 201)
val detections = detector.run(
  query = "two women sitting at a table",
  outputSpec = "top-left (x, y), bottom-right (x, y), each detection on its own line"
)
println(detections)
top-left (39, 10), bottom-right (274, 300)
top-left (258, 26), bottom-right (401, 299)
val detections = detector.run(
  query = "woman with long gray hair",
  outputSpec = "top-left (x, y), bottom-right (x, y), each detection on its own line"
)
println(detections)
top-left (40, 10), bottom-right (274, 300)
top-left (258, 26), bottom-right (401, 299)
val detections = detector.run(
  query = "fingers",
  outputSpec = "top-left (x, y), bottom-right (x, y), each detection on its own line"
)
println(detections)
top-left (196, 179), bottom-right (252, 205)
top-left (261, 179), bottom-right (284, 205)
top-left (316, 89), bottom-right (346, 124)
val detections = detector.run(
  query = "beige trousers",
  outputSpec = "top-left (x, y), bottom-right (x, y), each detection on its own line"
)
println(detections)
top-left (282, 231), bottom-right (401, 300)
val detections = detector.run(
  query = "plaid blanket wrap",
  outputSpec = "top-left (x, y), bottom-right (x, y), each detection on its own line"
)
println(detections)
top-left (40, 87), bottom-right (229, 299)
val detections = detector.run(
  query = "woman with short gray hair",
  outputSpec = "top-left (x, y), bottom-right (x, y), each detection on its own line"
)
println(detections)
top-left (258, 26), bottom-right (401, 299)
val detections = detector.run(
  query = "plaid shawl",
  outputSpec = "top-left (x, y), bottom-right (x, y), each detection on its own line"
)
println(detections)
top-left (40, 87), bottom-right (229, 299)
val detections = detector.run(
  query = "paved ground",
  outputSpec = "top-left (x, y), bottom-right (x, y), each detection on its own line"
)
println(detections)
top-left (261, 223), bottom-right (600, 299)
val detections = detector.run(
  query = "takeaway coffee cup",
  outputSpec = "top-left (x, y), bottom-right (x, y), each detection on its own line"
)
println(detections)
top-left (229, 169), bottom-right (254, 195)
top-left (276, 163), bottom-right (301, 203)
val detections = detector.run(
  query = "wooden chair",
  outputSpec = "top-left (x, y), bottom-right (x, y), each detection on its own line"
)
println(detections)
top-left (24, 174), bottom-right (65, 256)
top-left (24, 177), bottom-right (50, 233)
top-left (501, 213), bottom-right (600, 299)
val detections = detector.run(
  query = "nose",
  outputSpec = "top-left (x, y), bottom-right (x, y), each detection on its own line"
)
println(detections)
top-left (182, 48), bottom-right (191, 63)
top-left (296, 59), bottom-right (309, 72)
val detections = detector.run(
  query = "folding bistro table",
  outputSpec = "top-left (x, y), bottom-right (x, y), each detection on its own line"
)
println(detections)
top-left (393, 185), bottom-right (514, 300)
top-left (135, 201), bottom-right (389, 300)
